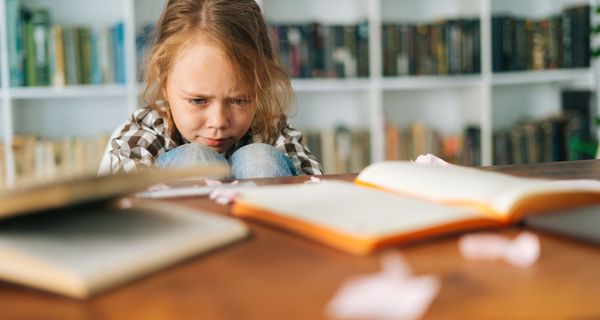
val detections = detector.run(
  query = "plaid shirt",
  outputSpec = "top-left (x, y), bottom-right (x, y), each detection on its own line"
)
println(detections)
top-left (104, 108), bottom-right (323, 175)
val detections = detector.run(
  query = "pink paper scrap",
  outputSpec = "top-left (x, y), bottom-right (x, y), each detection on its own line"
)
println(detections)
top-left (458, 232), bottom-right (541, 268)
top-left (413, 153), bottom-right (450, 166)
top-left (326, 253), bottom-right (440, 320)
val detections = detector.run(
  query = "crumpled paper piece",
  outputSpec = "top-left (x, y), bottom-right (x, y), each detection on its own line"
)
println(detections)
top-left (305, 176), bottom-right (321, 184)
top-left (209, 180), bottom-right (244, 205)
top-left (414, 153), bottom-right (450, 166)
top-left (458, 232), bottom-right (541, 268)
top-left (326, 253), bottom-right (440, 320)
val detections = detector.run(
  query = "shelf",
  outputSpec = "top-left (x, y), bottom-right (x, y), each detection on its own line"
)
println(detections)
top-left (291, 78), bottom-right (371, 92)
top-left (9, 84), bottom-right (129, 99)
top-left (491, 68), bottom-right (593, 86)
top-left (382, 75), bottom-right (482, 91)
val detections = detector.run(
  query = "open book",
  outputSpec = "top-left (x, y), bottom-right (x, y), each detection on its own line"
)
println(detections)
top-left (0, 166), bottom-right (249, 298)
top-left (232, 161), bottom-right (600, 254)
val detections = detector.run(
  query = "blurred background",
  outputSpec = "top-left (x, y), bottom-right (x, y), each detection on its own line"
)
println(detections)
top-left (1, 0), bottom-right (599, 189)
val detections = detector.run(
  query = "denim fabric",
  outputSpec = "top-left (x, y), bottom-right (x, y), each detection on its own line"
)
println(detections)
top-left (154, 143), bottom-right (297, 179)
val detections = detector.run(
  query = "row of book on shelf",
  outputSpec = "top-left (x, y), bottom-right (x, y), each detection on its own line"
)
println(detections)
top-left (494, 90), bottom-right (597, 164)
top-left (0, 134), bottom-right (108, 190)
top-left (6, 0), bottom-right (126, 87)
top-left (269, 22), bottom-right (370, 79)
top-left (4, 3), bottom-right (592, 88)
top-left (384, 122), bottom-right (481, 166)
top-left (492, 4), bottom-right (590, 72)
top-left (266, 3), bottom-right (590, 79)
top-left (383, 19), bottom-right (481, 76)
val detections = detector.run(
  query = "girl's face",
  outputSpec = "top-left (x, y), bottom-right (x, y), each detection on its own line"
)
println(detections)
top-left (164, 36), bottom-right (256, 154)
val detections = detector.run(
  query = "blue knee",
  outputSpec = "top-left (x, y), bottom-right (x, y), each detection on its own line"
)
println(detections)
top-left (155, 143), bottom-right (228, 168)
top-left (230, 143), bottom-right (297, 179)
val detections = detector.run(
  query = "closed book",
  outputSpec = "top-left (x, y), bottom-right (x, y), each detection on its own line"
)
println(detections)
top-left (0, 166), bottom-right (249, 299)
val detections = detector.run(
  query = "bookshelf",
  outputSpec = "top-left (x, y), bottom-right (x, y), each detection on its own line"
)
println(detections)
top-left (263, 0), bottom-right (596, 171)
top-left (0, 0), bottom-right (596, 188)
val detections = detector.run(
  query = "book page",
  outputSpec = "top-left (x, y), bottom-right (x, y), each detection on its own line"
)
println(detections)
top-left (0, 201), bottom-right (248, 298)
top-left (356, 161), bottom-right (600, 218)
top-left (235, 181), bottom-right (487, 241)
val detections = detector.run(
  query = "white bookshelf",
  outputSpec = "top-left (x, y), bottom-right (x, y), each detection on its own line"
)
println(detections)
top-left (0, 0), bottom-right (596, 188)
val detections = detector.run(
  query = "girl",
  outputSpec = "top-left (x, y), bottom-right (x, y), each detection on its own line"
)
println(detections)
top-left (99, 0), bottom-right (322, 178)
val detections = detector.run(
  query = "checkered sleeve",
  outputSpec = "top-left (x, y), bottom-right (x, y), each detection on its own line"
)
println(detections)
top-left (273, 125), bottom-right (323, 176)
top-left (105, 109), bottom-right (168, 173)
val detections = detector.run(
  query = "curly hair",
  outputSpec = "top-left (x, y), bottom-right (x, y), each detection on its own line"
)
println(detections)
top-left (140, 0), bottom-right (293, 143)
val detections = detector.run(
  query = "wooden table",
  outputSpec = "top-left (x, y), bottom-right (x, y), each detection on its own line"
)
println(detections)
top-left (1, 160), bottom-right (600, 319)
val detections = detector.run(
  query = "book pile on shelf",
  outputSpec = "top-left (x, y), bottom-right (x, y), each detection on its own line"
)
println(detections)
top-left (492, 4), bottom-right (590, 72)
top-left (6, 0), bottom-right (126, 87)
top-left (385, 122), bottom-right (481, 166)
top-left (302, 126), bottom-right (370, 174)
top-left (268, 22), bottom-right (369, 78)
top-left (382, 18), bottom-right (481, 76)
top-left (493, 90), bottom-right (598, 165)
top-left (0, 134), bottom-right (108, 190)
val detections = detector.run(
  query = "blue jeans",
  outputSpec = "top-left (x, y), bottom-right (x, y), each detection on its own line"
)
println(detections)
top-left (154, 143), bottom-right (298, 179)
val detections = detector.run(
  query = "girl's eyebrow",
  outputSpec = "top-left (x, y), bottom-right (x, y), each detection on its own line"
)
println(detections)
top-left (181, 90), bottom-right (212, 97)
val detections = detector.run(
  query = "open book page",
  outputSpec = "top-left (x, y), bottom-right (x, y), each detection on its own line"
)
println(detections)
top-left (0, 201), bottom-right (248, 298)
top-left (355, 161), bottom-right (600, 220)
top-left (233, 181), bottom-right (500, 254)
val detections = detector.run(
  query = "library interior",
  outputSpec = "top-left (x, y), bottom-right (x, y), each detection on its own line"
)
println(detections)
top-left (0, 0), bottom-right (599, 319)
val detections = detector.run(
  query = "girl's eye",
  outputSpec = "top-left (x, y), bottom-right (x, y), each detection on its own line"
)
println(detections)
top-left (231, 98), bottom-right (249, 107)
top-left (189, 98), bottom-right (208, 106)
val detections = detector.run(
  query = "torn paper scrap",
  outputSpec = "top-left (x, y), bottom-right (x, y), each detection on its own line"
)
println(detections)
top-left (414, 153), bottom-right (450, 166)
top-left (326, 253), bottom-right (440, 320)
top-left (459, 232), bottom-right (540, 268)
top-left (305, 176), bottom-right (321, 184)
top-left (209, 188), bottom-right (240, 205)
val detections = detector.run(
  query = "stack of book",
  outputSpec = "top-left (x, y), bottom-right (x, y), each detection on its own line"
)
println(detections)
top-left (6, 0), bottom-right (126, 87)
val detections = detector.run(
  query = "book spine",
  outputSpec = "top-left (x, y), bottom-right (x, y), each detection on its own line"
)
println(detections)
top-left (6, 0), bottom-right (25, 86)
top-left (112, 22), bottom-right (126, 84)
top-left (30, 9), bottom-right (50, 86)
top-left (78, 27), bottom-right (92, 84)
top-left (63, 27), bottom-right (81, 85)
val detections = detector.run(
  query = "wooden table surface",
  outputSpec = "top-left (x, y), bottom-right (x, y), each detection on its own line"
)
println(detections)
top-left (1, 160), bottom-right (600, 319)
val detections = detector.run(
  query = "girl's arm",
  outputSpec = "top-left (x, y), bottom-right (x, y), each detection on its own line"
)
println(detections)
top-left (273, 126), bottom-right (323, 176)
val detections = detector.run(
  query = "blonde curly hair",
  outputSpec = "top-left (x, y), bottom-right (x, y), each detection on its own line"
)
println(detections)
top-left (140, 0), bottom-right (293, 143)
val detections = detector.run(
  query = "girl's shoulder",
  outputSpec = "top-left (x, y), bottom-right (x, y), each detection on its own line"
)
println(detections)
top-left (130, 107), bottom-right (168, 133)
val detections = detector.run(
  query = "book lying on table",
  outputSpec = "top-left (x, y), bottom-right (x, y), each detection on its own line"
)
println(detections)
top-left (232, 161), bottom-right (600, 255)
top-left (0, 166), bottom-right (249, 298)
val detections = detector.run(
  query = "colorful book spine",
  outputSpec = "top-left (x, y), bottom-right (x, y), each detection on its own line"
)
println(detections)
top-left (30, 9), bottom-right (50, 86)
top-left (112, 22), bottom-right (126, 84)
top-left (6, 0), bottom-right (24, 87)
top-left (63, 27), bottom-right (81, 85)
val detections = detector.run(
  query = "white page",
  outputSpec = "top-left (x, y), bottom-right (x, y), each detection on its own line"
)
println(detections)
top-left (357, 162), bottom-right (600, 216)
top-left (237, 180), bottom-right (482, 239)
